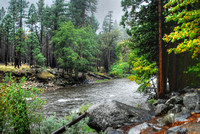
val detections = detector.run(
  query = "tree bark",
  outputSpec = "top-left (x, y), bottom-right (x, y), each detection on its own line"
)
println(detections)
top-left (157, 0), bottom-right (166, 98)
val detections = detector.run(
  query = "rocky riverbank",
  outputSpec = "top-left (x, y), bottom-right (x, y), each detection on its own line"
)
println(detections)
top-left (0, 65), bottom-right (111, 91)
top-left (86, 87), bottom-right (200, 134)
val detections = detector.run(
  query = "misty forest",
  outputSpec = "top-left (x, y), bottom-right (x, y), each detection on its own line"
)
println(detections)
top-left (0, 0), bottom-right (200, 133)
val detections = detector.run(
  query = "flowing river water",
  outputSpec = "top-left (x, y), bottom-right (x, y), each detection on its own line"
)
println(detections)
top-left (40, 78), bottom-right (148, 117)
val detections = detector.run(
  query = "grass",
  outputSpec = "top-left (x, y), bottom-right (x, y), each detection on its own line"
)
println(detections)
top-left (0, 64), bottom-right (31, 73)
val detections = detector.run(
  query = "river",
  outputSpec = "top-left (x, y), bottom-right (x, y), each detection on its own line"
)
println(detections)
top-left (40, 78), bottom-right (148, 117)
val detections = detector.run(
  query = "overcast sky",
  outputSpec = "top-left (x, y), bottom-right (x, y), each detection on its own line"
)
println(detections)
top-left (0, 0), bottom-right (124, 30)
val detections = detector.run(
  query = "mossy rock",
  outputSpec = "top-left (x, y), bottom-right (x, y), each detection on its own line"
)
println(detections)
top-left (37, 71), bottom-right (55, 82)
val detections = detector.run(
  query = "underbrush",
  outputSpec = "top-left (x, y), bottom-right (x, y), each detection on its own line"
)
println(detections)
top-left (35, 113), bottom-right (98, 134)
top-left (0, 75), bottom-right (99, 134)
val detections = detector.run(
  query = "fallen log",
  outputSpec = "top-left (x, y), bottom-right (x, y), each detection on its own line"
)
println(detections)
top-left (87, 73), bottom-right (103, 79)
top-left (51, 112), bottom-right (88, 134)
top-left (96, 73), bottom-right (111, 79)
top-left (88, 73), bottom-right (111, 79)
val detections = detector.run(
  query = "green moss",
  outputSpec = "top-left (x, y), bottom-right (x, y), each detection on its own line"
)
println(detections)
top-left (38, 71), bottom-right (55, 79)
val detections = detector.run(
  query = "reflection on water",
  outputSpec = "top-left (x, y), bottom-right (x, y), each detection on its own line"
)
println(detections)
top-left (40, 78), bottom-right (148, 117)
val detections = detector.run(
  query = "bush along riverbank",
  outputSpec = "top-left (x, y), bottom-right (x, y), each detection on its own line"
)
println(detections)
top-left (0, 75), bottom-right (101, 134)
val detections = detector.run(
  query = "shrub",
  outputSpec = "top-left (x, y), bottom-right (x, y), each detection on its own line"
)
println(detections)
top-left (0, 74), bottom-right (45, 133)
top-left (109, 62), bottom-right (129, 77)
top-left (38, 113), bottom-right (97, 134)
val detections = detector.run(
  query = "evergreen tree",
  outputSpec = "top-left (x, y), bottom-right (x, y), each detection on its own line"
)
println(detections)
top-left (17, 0), bottom-right (29, 28)
top-left (37, 0), bottom-right (45, 47)
top-left (1, 14), bottom-right (15, 66)
top-left (50, 0), bottom-right (68, 68)
top-left (52, 21), bottom-right (99, 80)
top-left (15, 28), bottom-right (27, 68)
top-left (27, 4), bottom-right (37, 32)
top-left (99, 29), bottom-right (121, 73)
top-left (99, 11), bottom-right (121, 73)
top-left (27, 32), bottom-right (46, 66)
top-left (0, 7), bottom-right (6, 63)
top-left (102, 11), bottom-right (113, 33)
top-left (0, 7), bottom-right (6, 21)
top-left (69, 0), bottom-right (98, 27)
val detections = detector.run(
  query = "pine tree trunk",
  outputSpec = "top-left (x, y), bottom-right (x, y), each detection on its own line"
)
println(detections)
top-left (157, 0), bottom-right (166, 98)
top-left (5, 36), bottom-right (8, 66)
top-left (81, 3), bottom-right (86, 27)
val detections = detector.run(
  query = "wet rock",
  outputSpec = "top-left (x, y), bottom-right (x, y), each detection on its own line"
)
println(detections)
top-left (168, 104), bottom-right (182, 114)
top-left (156, 118), bottom-right (165, 127)
top-left (166, 126), bottom-right (187, 134)
top-left (174, 108), bottom-right (191, 122)
top-left (163, 113), bottom-right (175, 125)
top-left (87, 100), bottom-right (152, 131)
top-left (182, 87), bottom-right (196, 93)
top-left (153, 99), bottom-right (166, 106)
top-left (105, 127), bottom-right (123, 134)
top-left (155, 104), bottom-right (173, 116)
top-left (171, 92), bottom-right (180, 96)
top-left (183, 93), bottom-right (198, 110)
top-left (165, 96), bottom-right (183, 105)
top-left (128, 122), bottom-right (149, 134)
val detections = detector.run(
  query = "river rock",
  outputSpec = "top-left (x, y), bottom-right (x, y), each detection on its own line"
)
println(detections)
top-left (174, 107), bottom-right (191, 122)
top-left (153, 99), bottom-right (166, 106)
top-left (87, 100), bottom-right (152, 131)
top-left (168, 104), bottom-right (182, 114)
top-left (183, 93), bottom-right (198, 110)
top-left (105, 127), bottom-right (123, 134)
top-left (128, 122), bottom-right (150, 134)
top-left (165, 96), bottom-right (183, 105)
top-left (163, 113), bottom-right (175, 125)
top-left (155, 104), bottom-right (173, 116)
top-left (166, 126), bottom-right (187, 134)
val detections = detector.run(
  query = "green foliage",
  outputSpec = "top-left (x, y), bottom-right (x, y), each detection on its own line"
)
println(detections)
top-left (52, 21), bottom-right (99, 74)
top-left (38, 113), bottom-right (68, 134)
top-left (127, 50), bottom-right (158, 85)
top-left (27, 4), bottom-right (38, 31)
top-left (163, 0), bottom-right (200, 76)
top-left (79, 103), bottom-right (92, 114)
top-left (15, 28), bottom-right (27, 54)
top-left (69, 0), bottom-right (98, 28)
top-left (65, 113), bottom-right (97, 134)
top-left (109, 62), bottom-right (129, 77)
top-left (27, 32), bottom-right (46, 66)
top-left (95, 79), bottom-right (109, 83)
top-left (37, 104), bottom-right (97, 134)
top-left (0, 74), bottom-right (45, 133)
top-left (148, 99), bottom-right (156, 104)
top-left (121, 0), bottom-right (159, 63)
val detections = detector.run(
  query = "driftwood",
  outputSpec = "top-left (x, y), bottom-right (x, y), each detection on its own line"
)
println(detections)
top-left (51, 112), bottom-right (88, 134)
top-left (88, 73), bottom-right (111, 79)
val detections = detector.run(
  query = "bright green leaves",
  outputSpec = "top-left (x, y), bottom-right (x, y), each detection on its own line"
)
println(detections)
top-left (0, 75), bottom-right (45, 133)
top-left (127, 50), bottom-right (158, 85)
top-left (163, 0), bottom-right (200, 59)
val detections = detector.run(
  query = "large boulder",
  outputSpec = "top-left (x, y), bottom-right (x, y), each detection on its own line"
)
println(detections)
top-left (183, 93), bottom-right (198, 110)
top-left (87, 100), bottom-right (152, 131)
